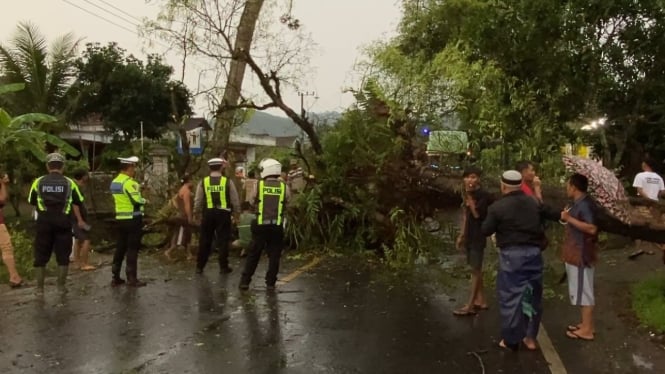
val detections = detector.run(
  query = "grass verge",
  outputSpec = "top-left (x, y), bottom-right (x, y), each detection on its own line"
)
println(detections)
top-left (632, 275), bottom-right (665, 333)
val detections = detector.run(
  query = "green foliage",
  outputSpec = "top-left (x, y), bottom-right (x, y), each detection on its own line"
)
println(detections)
top-left (0, 21), bottom-right (80, 117)
top-left (370, 0), bottom-right (665, 175)
top-left (0, 83), bottom-right (79, 161)
top-left (0, 224), bottom-right (56, 283)
top-left (66, 42), bottom-right (192, 141)
top-left (632, 275), bottom-right (665, 333)
top-left (383, 208), bottom-right (428, 267)
top-left (285, 88), bottom-right (441, 265)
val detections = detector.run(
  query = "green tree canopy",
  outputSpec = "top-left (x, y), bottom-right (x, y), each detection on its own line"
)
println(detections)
top-left (370, 0), bottom-right (665, 172)
top-left (66, 42), bottom-right (192, 141)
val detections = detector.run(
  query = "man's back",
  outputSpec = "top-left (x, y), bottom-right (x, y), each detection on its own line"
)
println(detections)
top-left (482, 191), bottom-right (544, 248)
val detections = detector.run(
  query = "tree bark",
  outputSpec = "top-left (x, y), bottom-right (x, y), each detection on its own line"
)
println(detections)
top-left (212, 0), bottom-right (265, 156)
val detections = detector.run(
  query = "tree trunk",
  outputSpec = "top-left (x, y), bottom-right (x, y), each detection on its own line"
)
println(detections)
top-left (212, 0), bottom-right (265, 156)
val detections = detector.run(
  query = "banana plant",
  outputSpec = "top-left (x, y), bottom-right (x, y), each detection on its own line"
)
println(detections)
top-left (0, 83), bottom-right (79, 159)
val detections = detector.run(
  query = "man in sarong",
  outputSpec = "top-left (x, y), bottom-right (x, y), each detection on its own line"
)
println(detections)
top-left (482, 170), bottom-right (558, 351)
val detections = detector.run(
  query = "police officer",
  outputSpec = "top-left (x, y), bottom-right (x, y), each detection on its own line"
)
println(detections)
top-left (28, 153), bottom-right (85, 294)
top-left (110, 156), bottom-right (147, 287)
top-left (239, 158), bottom-right (290, 291)
top-left (194, 158), bottom-right (240, 274)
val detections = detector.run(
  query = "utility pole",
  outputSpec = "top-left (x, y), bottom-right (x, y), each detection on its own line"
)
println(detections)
top-left (298, 91), bottom-right (317, 143)
top-left (298, 91), bottom-right (317, 119)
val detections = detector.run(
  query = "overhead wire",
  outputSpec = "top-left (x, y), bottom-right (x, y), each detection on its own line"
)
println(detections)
top-left (61, 0), bottom-right (137, 35)
top-left (80, 0), bottom-right (139, 28)
top-left (61, 0), bottom-right (212, 69)
top-left (60, 0), bottom-right (230, 113)
top-left (95, 0), bottom-right (144, 23)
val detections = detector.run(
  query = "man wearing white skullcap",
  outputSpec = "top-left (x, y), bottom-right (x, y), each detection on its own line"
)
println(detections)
top-left (482, 170), bottom-right (558, 351)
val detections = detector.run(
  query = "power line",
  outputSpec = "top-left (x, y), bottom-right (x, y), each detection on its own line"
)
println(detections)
top-left (61, 0), bottom-right (137, 35)
top-left (61, 0), bottom-right (174, 51)
top-left (81, 0), bottom-right (138, 28)
top-left (94, 0), bottom-right (143, 23)
top-left (60, 0), bottom-right (222, 100)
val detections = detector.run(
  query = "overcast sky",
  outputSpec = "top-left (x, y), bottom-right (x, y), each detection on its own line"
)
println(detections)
top-left (2, 0), bottom-right (402, 117)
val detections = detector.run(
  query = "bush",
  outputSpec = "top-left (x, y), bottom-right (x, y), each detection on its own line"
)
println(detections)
top-left (0, 224), bottom-right (56, 283)
top-left (632, 275), bottom-right (665, 333)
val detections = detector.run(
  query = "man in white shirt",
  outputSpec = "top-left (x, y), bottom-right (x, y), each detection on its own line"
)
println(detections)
top-left (633, 158), bottom-right (665, 201)
top-left (632, 158), bottom-right (665, 256)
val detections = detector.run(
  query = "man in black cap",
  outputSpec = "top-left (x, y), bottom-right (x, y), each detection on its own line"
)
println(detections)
top-left (28, 153), bottom-right (85, 294)
top-left (194, 157), bottom-right (241, 274)
top-left (482, 170), bottom-right (559, 351)
top-left (454, 166), bottom-right (494, 316)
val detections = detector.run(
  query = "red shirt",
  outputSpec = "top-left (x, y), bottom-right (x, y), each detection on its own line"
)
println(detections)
top-left (521, 182), bottom-right (534, 196)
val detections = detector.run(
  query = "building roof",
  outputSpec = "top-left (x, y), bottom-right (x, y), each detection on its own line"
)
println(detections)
top-left (184, 117), bottom-right (212, 131)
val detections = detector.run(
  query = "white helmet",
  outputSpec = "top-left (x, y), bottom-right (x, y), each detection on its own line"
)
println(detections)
top-left (259, 158), bottom-right (282, 179)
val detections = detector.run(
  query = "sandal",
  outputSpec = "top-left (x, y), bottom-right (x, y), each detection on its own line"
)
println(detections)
top-left (453, 306), bottom-right (477, 316)
top-left (474, 304), bottom-right (489, 311)
top-left (9, 281), bottom-right (23, 288)
top-left (80, 265), bottom-right (97, 271)
top-left (567, 324), bottom-right (595, 334)
top-left (566, 330), bottom-right (594, 341)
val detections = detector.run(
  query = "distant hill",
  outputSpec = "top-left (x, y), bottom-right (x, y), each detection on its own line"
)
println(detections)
top-left (234, 111), bottom-right (341, 138)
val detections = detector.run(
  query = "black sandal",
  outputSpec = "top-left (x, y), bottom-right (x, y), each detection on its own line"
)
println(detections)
top-left (9, 281), bottom-right (23, 289)
top-left (453, 306), bottom-right (477, 316)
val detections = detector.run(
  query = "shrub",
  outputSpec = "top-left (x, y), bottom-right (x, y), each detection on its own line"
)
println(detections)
top-left (0, 224), bottom-right (56, 283)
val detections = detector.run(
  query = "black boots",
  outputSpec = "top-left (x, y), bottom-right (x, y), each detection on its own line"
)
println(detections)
top-left (111, 276), bottom-right (126, 287)
top-left (34, 267), bottom-right (45, 294)
top-left (111, 264), bottom-right (125, 287)
top-left (126, 271), bottom-right (147, 287)
top-left (34, 266), bottom-right (68, 295)
top-left (57, 266), bottom-right (68, 294)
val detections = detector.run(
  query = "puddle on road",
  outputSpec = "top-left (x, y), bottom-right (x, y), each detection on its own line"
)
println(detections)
top-left (632, 353), bottom-right (654, 370)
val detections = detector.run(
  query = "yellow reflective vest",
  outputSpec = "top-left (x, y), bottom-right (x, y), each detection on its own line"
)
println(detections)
top-left (203, 176), bottom-right (228, 209)
top-left (110, 174), bottom-right (145, 220)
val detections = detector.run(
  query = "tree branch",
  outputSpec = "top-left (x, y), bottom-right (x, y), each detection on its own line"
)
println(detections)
top-left (239, 49), bottom-right (323, 155)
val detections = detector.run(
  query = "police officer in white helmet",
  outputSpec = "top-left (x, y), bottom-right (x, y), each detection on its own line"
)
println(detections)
top-left (239, 158), bottom-right (291, 291)
top-left (193, 157), bottom-right (241, 274)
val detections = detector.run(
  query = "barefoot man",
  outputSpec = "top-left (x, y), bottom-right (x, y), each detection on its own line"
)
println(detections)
top-left (454, 166), bottom-right (494, 316)
top-left (482, 170), bottom-right (555, 351)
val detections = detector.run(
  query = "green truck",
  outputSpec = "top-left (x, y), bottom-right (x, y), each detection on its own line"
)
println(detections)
top-left (425, 130), bottom-right (471, 175)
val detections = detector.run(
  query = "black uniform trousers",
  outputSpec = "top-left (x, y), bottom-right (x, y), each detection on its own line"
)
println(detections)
top-left (113, 216), bottom-right (143, 278)
top-left (241, 221), bottom-right (284, 286)
top-left (33, 213), bottom-right (73, 267)
top-left (197, 209), bottom-right (232, 270)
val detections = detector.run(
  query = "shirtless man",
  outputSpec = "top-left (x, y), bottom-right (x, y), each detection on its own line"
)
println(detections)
top-left (166, 175), bottom-right (194, 259)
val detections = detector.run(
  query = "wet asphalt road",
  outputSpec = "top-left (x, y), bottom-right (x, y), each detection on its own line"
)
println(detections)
top-left (0, 254), bottom-right (554, 374)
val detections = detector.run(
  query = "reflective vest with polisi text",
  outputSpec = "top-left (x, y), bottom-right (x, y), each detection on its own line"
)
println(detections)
top-left (257, 179), bottom-right (285, 225)
top-left (28, 173), bottom-right (78, 214)
top-left (110, 174), bottom-right (145, 220)
top-left (203, 176), bottom-right (228, 210)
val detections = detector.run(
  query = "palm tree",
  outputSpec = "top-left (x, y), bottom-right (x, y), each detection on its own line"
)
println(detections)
top-left (0, 21), bottom-right (80, 116)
